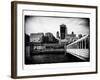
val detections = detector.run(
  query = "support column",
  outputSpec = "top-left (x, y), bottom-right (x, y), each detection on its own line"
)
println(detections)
top-left (78, 42), bottom-right (79, 49)
top-left (79, 42), bottom-right (81, 49)
top-left (85, 39), bottom-right (86, 49)
top-left (81, 40), bottom-right (83, 49)
top-left (81, 41), bottom-right (83, 49)
top-left (82, 40), bottom-right (83, 49)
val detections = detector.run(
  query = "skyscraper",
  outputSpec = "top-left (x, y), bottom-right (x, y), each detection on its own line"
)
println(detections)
top-left (60, 24), bottom-right (67, 39)
top-left (56, 31), bottom-right (60, 39)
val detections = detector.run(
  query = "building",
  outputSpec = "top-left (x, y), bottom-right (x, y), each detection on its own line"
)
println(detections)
top-left (30, 33), bottom-right (45, 54)
top-left (60, 24), bottom-right (67, 39)
top-left (30, 33), bottom-right (44, 43)
top-left (43, 32), bottom-right (59, 43)
top-left (66, 32), bottom-right (78, 43)
top-left (25, 34), bottom-right (30, 45)
top-left (78, 34), bottom-right (82, 39)
top-left (25, 34), bottom-right (30, 58)
top-left (56, 31), bottom-right (60, 39)
top-left (59, 24), bottom-right (78, 44)
top-left (45, 32), bottom-right (54, 42)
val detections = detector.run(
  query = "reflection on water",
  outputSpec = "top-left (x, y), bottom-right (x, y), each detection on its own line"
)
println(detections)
top-left (25, 51), bottom-right (84, 64)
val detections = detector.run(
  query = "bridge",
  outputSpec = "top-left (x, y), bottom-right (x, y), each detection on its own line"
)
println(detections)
top-left (65, 35), bottom-right (90, 61)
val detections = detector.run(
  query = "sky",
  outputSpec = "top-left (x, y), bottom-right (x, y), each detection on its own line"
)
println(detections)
top-left (25, 16), bottom-right (90, 37)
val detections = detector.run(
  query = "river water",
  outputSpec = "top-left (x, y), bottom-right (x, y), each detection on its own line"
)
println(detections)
top-left (25, 51), bottom-right (84, 64)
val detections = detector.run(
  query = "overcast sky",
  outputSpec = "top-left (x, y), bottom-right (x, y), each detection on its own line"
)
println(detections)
top-left (25, 16), bottom-right (89, 37)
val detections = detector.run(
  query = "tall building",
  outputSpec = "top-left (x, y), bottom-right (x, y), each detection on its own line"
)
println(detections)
top-left (60, 24), bottom-right (67, 39)
top-left (56, 31), bottom-right (60, 39)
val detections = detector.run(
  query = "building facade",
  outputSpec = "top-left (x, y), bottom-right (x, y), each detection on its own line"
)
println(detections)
top-left (66, 32), bottom-right (78, 43)
top-left (60, 24), bottom-right (67, 39)
top-left (56, 31), bottom-right (60, 39)
top-left (30, 33), bottom-right (44, 43)
top-left (43, 32), bottom-right (59, 43)
top-left (59, 24), bottom-right (78, 43)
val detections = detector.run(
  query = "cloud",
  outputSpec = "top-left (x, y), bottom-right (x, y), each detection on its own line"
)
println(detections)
top-left (25, 16), bottom-right (90, 37)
